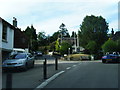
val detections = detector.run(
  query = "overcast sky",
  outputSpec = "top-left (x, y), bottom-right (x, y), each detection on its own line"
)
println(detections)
top-left (0, 0), bottom-right (119, 35)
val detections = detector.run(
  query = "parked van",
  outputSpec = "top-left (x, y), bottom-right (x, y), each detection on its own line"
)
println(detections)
top-left (10, 48), bottom-right (26, 55)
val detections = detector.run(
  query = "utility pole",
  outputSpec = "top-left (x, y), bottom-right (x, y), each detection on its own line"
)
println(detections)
top-left (74, 32), bottom-right (77, 52)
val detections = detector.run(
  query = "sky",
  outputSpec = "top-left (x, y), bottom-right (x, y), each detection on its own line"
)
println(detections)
top-left (0, 0), bottom-right (119, 36)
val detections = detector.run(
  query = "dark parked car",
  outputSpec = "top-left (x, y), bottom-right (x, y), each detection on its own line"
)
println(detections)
top-left (2, 53), bottom-right (35, 71)
top-left (35, 51), bottom-right (43, 56)
top-left (102, 52), bottom-right (120, 63)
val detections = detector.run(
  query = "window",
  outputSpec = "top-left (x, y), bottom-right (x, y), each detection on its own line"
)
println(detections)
top-left (2, 22), bottom-right (7, 41)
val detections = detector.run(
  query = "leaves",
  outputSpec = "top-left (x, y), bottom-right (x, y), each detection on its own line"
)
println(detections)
top-left (79, 15), bottom-right (109, 54)
top-left (23, 25), bottom-right (38, 52)
top-left (59, 41), bottom-right (71, 55)
top-left (102, 39), bottom-right (117, 53)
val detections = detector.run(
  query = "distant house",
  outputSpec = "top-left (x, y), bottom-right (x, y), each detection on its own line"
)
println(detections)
top-left (0, 17), bottom-right (15, 60)
top-left (112, 31), bottom-right (120, 41)
top-left (58, 35), bottom-right (81, 53)
top-left (0, 17), bottom-right (28, 61)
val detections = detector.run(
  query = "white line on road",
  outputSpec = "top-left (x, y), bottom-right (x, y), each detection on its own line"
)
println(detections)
top-left (66, 67), bottom-right (71, 70)
top-left (72, 65), bottom-right (77, 67)
top-left (35, 71), bottom-right (65, 89)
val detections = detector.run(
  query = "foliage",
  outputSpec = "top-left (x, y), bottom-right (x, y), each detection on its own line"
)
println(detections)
top-left (102, 39), bottom-right (117, 53)
top-left (71, 31), bottom-right (77, 37)
top-left (49, 31), bottom-right (60, 43)
top-left (86, 41), bottom-right (97, 54)
top-left (49, 41), bottom-right (56, 51)
top-left (37, 31), bottom-right (50, 47)
top-left (55, 39), bottom-right (60, 52)
top-left (59, 41), bottom-right (72, 55)
top-left (38, 46), bottom-right (49, 54)
top-left (79, 15), bottom-right (109, 53)
top-left (37, 32), bottom-right (46, 41)
top-left (116, 38), bottom-right (120, 52)
top-left (23, 25), bottom-right (38, 52)
top-left (59, 23), bottom-right (70, 37)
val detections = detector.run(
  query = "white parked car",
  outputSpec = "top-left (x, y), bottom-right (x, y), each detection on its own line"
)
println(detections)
top-left (2, 53), bottom-right (35, 71)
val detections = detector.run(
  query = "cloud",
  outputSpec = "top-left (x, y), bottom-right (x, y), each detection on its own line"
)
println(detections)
top-left (0, 0), bottom-right (119, 35)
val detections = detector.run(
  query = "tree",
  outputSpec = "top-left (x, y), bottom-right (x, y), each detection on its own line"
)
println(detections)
top-left (55, 39), bottom-right (60, 52)
top-left (23, 25), bottom-right (38, 52)
top-left (86, 41), bottom-right (97, 54)
top-left (59, 23), bottom-right (70, 37)
top-left (102, 39), bottom-right (117, 53)
top-left (116, 39), bottom-right (120, 52)
top-left (30, 25), bottom-right (38, 51)
top-left (49, 31), bottom-right (60, 43)
top-left (49, 41), bottom-right (56, 51)
top-left (37, 32), bottom-right (47, 46)
top-left (59, 41), bottom-right (72, 55)
top-left (71, 31), bottom-right (77, 37)
top-left (79, 15), bottom-right (109, 53)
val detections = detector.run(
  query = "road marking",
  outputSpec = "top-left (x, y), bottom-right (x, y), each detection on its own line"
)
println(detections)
top-left (66, 67), bottom-right (71, 70)
top-left (72, 65), bottom-right (77, 67)
top-left (35, 71), bottom-right (65, 89)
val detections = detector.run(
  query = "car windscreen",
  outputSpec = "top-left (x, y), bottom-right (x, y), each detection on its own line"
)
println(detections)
top-left (9, 54), bottom-right (26, 59)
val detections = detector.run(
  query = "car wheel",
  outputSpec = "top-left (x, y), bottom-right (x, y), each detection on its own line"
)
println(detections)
top-left (102, 59), bottom-right (106, 63)
top-left (23, 63), bottom-right (28, 71)
top-left (31, 61), bottom-right (35, 68)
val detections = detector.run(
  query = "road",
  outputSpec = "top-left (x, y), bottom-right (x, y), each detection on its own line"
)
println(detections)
top-left (2, 55), bottom-right (120, 89)
top-left (44, 61), bottom-right (119, 88)
top-left (2, 55), bottom-right (80, 89)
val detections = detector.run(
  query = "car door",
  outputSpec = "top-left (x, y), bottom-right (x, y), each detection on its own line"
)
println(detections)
top-left (28, 54), bottom-right (34, 66)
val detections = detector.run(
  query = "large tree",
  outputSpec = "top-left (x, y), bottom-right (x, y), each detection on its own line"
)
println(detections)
top-left (59, 23), bottom-right (70, 37)
top-left (23, 25), bottom-right (38, 52)
top-left (79, 15), bottom-right (109, 54)
top-left (49, 31), bottom-right (60, 43)
top-left (37, 31), bottom-right (47, 46)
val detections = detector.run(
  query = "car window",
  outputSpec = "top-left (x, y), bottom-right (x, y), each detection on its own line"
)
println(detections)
top-left (28, 54), bottom-right (33, 58)
top-left (9, 54), bottom-right (26, 59)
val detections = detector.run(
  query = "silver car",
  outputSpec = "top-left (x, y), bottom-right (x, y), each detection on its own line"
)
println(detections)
top-left (2, 53), bottom-right (35, 71)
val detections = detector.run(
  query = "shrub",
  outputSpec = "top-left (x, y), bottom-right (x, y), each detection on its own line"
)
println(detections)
top-left (102, 39), bottom-right (117, 53)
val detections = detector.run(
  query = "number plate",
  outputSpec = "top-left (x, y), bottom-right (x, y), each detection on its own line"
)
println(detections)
top-left (106, 59), bottom-right (112, 60)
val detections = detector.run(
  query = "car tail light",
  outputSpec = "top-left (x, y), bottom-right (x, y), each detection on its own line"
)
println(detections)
top-left (102, 56), bottom-right (107, 59)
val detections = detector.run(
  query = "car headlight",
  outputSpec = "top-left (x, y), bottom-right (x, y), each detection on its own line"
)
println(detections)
top-left (2, 62), bottom-right (5, 65)
top-left (18, 61), bottom-right (24, 64)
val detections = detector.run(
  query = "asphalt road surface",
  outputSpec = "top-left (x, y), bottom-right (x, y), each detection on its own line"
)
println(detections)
top-left (2, 55), bottom-right (80, 89)
top-left (44, 61), bottom-right (119, 88)
top-left (2, 56), bottom-right (120, 89)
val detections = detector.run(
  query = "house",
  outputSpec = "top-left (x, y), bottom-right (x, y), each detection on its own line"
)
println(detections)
top-left (112, 31), bottom-right (120, 41)
top-left (0, 17), bottom-right (15, 61)
top-left (58, 34), bottom-right (80, 53)
top-left (0, 17), bottom-right (29, 61)
top-left (13, 18), bottom-right (28, 52)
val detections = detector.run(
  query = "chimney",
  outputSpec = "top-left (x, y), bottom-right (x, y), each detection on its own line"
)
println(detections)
top-left (13, 17), bottom-right (17, 27)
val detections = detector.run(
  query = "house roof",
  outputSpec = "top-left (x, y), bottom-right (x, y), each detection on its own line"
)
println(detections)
top-left (0, 17), bottom-right (16, 30)
top-left (112, 31), bottom-right (120, 40)
top-left (0, 17), bottom-right (29, 49)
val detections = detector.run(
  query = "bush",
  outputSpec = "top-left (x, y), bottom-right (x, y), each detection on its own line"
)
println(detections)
top-left (86, 41), bottom-right (97, 54)
top-left (59, 41), bottom-right (71, 55)
top-left (102, 39), bottom-right (117, 53)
